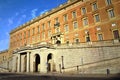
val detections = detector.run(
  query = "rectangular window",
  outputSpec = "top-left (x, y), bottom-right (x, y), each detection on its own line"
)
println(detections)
top-left (20, 33), bottom-right (22, 40)
top-left (113, 30), bottom-right (119, 39)
top-left (64, 25), bottom-right (69, 32)
top-left (28, 30), bottom-right (30, 37)
top-left (98, 34), bottom-right (103, 41)
top-left (106, 0), bottom-right (112, 5)
top-left (38, 26), bottom-right (40, 33)
top-left (83, 18), bottom-right (88, 26)
top-left (63, 14), bottom-right (68, 22)
top-left (42, 23), bottom-right (45, 30)
top-left (24, 31), bottom-right (26, 39)
top-left (32, 28), bottom-right (35, 35)
top-left (94, 14), bottom-right (100, 22)
top-left (81, 7), bottom-right (86, 15)
top-left (86, 36), bottom-right (90, 42)
top-left (48, 21), bottom-right (51, 28)
top-left (92, 2), bottom-right (98, 11)
top-left (55, 17), bottom-right (59, 23)
top-left (48, 30), bottom-right (51, 37)
top-left (72, 11), bottom-right (77, 19)
top-left (56, 28), bottom-right (60, 33)
top-left (75, 38), bottom-right (79, 44)
top-left (42, 32), bottom-right (45, 40)
top-left (108, 9), bottom-right (115, 18)
top-left (73, 22), bottom-right (78, 29)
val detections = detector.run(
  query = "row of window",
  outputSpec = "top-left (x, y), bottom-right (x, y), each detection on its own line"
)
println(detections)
top-left (11, 0), bottom-right (114, 43)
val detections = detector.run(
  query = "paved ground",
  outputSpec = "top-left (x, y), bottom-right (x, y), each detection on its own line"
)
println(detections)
top-left (0, 73), bottom-right (119, 80)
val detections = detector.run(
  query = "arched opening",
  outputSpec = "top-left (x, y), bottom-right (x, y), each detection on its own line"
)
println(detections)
top-left (47, 53), bottom-right (56, 72)
top-left (16, 57), bottom-right (18, 72)
top-left (35, 54), bottom-right (40, 72)
top-left (47, 53), bottom-right (52, 72)
top-left (23, 55), bottom-right (27, 72)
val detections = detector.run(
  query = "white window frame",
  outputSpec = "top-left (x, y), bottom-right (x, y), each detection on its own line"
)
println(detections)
top-left (108, 9), bottom-right (115, 18)
top-left (81, 7), bottom-right (87, 15)
top-left (73, 21), bottom-right (78, 29)
top-left (83, 17), bottom-right (88, 26)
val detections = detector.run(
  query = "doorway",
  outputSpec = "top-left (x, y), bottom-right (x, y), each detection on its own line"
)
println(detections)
top-left (35, 54), bottom-right (40, 72)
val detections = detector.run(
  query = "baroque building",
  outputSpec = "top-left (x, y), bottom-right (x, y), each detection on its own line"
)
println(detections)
top-left (1, 0), bottom-right (120, 74)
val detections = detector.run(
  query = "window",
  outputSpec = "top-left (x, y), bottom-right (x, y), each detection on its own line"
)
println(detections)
top-left (24, 31), bottom-right (26, 39)
top-left (55, 17), bottom-right (59, 23)
top-left (42, 32), bottom-right (45, 40)
top-left (28, 30), bottom-right (30, 37)
top-left (75, 38), bottom-right (79, 44)
top-left (73, 22), bottom-right (78, 29)
top-left (20, 33), bottom-right (22, 40)
top-left (106, 0), bottom-right (112, 5)
top-left (42, 23), bottom-right (45, 30)
top-left (72, 11), bottom-right (77, 19)
top-left (66, 41), bottom-right (69, 45)
top-left (92, 2), bottom-right (98, 11)
top-left (38, 26), bottom-right (40, 33)
top-left (32, 28), bottom-right (35, 35)
top-left (113, 30), bottom-right (119, 39)
top-left (94, 14), bottom-right (100, 22)
top-left (81, 7), bottom-right (86, 15)
top-left (83, 18), bottom-right (88, 26)
top-left (86, 36), bottom-right (90, 42)
top-left (48, 21), bottom-right (51, 28)
top-left (63, 14), bottom-right (68, 22)
top-left (64, 25), bottom-right (69, 32)
top-left (108, 9), bottom-right (115, 18)
top-left (56, 28), bottom-right (60, 33)
top-left (48, 30), bottom-right (51, 37)
top-left (98, 34), bottom-right (103, 41)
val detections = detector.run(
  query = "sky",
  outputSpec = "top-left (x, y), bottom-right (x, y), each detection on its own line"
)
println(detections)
top-left (0, 0), bottom-right (67, 51)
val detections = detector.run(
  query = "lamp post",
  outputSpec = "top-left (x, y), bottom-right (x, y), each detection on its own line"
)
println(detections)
top-left (61, 56), bottom-right (64, 69)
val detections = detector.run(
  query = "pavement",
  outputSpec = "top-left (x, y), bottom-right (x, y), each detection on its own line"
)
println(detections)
top-left (0, 72), bottom-right (119, 80)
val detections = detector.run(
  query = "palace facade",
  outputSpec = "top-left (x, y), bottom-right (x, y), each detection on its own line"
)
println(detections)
top-left (1, 0), bottom-right (120, 74)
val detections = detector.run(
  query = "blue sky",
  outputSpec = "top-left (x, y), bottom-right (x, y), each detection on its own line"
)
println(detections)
top-left (0, 0), bottom-right (67, 51)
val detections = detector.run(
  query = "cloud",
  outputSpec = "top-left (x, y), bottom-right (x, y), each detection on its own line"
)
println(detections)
top-left (8, 18), bottom-right (13, 26)
top-left (31, 8), bottom-right (38, 18)
top-left (22, 14), bottom-right (26, 18)
top-left (15, 12), bottom-right (19, 16)
top-left (39, 9), bottom-right (48, 15)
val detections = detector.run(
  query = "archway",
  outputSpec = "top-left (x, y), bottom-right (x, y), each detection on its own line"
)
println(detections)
top-left (23, 55), bottom-right (27, 72)
top-left (35, 54), bottom-right (40, 72)
top-left (47, 53), bottom-right (55, 72)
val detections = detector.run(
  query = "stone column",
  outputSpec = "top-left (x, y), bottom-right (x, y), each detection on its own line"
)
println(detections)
top-left (17, 53), bottom-right (21, 72)
top-left (27, 52), bottom-right (30, 72)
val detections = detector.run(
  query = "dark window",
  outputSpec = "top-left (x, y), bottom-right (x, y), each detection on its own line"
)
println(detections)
top-left (113, 30), bottom-right (119, 39)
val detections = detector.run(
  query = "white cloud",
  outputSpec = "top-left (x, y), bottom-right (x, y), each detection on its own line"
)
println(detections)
top-left (8, 18), bottom-right (13, 26)
top-left (22, 14), bottom-right (26, 18)
top-left (31, 8), bottom-right (38, 18)
top-left (39, 9), bottom-right (48, 15)
top-left (15, 12), bottom-right (19, 16)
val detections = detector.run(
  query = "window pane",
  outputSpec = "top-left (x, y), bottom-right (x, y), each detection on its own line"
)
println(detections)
top-left (93, 3), bottom-right (97, 11)
top-left (106, 0), bottom-right (112, 5)
top-left (73, 22), bottom-right (78, 29)
top-left (113, 30), bottom-right (119, 39)
top-left (98, 34), bottom-right (103, 41)
top-left (81, 7), bottom-right (86, 15)
top-left (72, 11), bottom-right (76, 18)
top-left (95, 14), bottom-right (100, 22)
top-left (108, 9), bottom-right (115, 18)
top-left (83, 18), bottom-right (88, 26)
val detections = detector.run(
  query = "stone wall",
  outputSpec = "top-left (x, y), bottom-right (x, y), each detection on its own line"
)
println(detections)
top-left (11, 42), bottom-right (120, 74)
